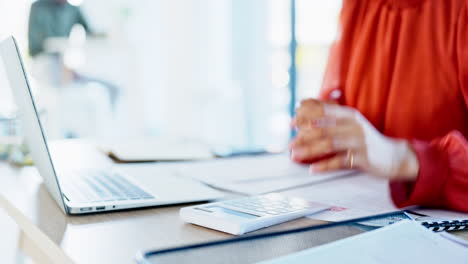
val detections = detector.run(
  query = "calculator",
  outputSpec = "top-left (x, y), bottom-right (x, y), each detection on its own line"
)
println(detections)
top-left (179, 193), bottom-right (330, 235)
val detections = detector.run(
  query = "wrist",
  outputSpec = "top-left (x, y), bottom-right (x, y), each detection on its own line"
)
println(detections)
top-left (394, 141), bottom-right (420, 181)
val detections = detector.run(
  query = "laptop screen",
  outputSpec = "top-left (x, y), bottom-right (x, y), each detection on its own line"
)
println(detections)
top-left (0, 36), bottom-right (68, 213)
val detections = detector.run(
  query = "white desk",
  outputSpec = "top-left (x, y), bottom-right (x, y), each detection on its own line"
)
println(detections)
top-left (1, 151), bottom-right (467, 264)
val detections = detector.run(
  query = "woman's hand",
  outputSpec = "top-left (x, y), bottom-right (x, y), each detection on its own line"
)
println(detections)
top-left (289, 99), bottom-right (419, 181)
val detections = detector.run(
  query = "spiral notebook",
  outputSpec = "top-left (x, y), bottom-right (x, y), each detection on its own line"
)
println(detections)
top-left (419, 219), bottom-right (468, 232)
top-left (356, 210), bottom-right (468, 232)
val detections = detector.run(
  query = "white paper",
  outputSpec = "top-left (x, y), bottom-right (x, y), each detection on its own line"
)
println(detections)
top-left (258, 220), bottom-right (468, 264)
top-left (280, 173), bottom-right (398, 222)
top-left (99, 138), bottom-right (213, 161)
top-left (177, 154), bottom-right (354, 194)
top-left (440, 232), bottom-right (468, 248)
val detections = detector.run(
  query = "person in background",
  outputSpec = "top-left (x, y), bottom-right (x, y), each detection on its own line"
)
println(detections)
top-left (27, 0), bottom-right (119, 119)
top-left (289, 0), bottom-right (468, 212)
top-left (28, 0), bottom-right (92, 57)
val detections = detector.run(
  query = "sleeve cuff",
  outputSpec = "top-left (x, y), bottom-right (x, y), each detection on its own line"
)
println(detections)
top-left (390, 139), bottom-right (449, 208)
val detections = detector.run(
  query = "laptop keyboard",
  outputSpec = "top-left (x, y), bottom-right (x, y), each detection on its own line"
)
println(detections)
top-left (60, 170), bottom-right (154, 203)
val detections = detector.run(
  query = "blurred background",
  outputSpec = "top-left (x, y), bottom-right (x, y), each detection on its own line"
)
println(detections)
top-left (0, 0), bottom-right (341, 159)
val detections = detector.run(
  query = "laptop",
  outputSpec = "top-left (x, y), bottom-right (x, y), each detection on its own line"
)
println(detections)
top-left (0, 36), bottom-right (224, 214)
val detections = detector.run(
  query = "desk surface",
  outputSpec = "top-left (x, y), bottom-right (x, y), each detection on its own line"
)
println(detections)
top-left (0, 162), bottom-right (330, 264)
top-left (1, 154), bottom-right (468, 264)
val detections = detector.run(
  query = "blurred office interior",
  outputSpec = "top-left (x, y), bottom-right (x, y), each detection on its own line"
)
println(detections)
top-left (0, 0), bottom-right (341, 157)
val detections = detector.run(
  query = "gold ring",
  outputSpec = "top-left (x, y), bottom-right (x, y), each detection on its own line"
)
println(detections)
top-left (346, 149), bottom-right (354, 169)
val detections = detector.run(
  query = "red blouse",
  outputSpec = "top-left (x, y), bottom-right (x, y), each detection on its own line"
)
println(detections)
top-left (320, 0), bottom-right (468, 211)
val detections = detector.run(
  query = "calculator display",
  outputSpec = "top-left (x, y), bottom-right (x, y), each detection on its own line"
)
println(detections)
top-left (205, 206), bottom-right (260, 219)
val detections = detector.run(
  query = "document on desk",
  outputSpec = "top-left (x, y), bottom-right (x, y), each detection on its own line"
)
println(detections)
top-left (176, 154), bottom-right (354, 195)
top-left (282, 173), bottom-right (399, 222)
top-left (99, 138), bottom-right (213, 162)
top-left (258, 220), bottom-right (468, 264)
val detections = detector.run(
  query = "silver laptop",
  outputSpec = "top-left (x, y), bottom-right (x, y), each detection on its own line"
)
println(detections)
top-left (0, 36), bottom-right (223, 214)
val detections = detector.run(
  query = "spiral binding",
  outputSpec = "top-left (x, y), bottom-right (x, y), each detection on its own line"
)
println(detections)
top-left (421, 220), bottom-right (468, 232)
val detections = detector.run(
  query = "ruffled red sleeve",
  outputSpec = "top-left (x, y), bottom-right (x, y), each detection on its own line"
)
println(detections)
top-left (390, 132), bottom-right (468, 211)
top-left (390, 3), bottom-right (468, 212)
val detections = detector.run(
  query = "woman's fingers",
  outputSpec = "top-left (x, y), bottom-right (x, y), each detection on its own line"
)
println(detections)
top-left (299, 98), bottom-right (322, 108)
top-left (309, 150), bottom-right (364, 173)
top-left (291, 117), bottom-right (362, 148)
top-left (293, 102), bottom-right (358, 130)
top-left (294, 100), bottom-right (326, 129)
top-left (290, 116), bottom-right (366, 163)
top-left (291, 137), bottom-right (335, 162)
top-left (291, 135), bottom-right (359, 162)
top-left (323, 118), bottom-right (365, 150)
top-left (323, 104), bottom-right (357, 119)
top-left (309, 152), bottom-right (349, 172)
top-left (289, 102), bottom-right (382, 175)
top-left (291, 116), bottom-right (352, 147)
top-left (289, 127), bottom-right (325, 148)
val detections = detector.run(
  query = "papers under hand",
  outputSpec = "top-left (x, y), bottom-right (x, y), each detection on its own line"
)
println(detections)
top-left (258, 220), bottom-right (468, 264)
top-left (276, 173), bottom-right (466, 224)
top-left (282, 173), bottom-right (399, 222)
top-left (177, 154), bottom-right (354, 195)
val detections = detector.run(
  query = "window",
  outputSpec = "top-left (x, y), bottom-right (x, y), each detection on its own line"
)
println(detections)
top-left (0, 0), bottom-right (343, 151)
top-left (294, 0), bottom-right (342, 101)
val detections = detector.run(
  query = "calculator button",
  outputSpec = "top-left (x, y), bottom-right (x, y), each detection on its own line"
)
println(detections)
top-left (217, 194), bottom-right (321, 219)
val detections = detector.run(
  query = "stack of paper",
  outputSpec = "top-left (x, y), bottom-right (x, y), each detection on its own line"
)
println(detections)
top-left (177, 154), bottom-right (354, 194)
top-left (282, 173), bottom-right (399, 222)
top-left (258, 220), bottom-right (468, 264)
